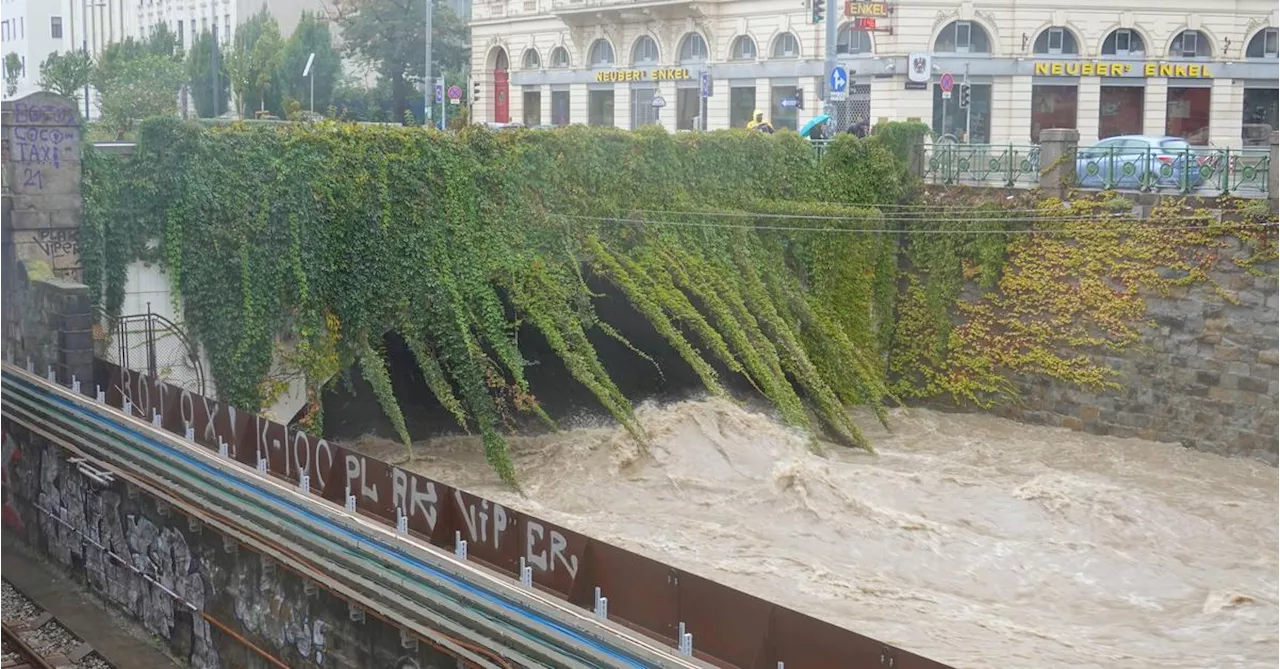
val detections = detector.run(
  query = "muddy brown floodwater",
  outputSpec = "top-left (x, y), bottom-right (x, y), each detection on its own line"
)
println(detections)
top-left (351, 399), bottom-right (1279, 669)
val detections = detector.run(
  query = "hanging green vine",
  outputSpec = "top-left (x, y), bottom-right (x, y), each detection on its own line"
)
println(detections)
top-left (82, 120), bottom-right (930, 483)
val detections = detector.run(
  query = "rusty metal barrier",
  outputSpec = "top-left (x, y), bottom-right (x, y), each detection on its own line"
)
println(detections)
top-left (92, 358), bottom-right (954, 669)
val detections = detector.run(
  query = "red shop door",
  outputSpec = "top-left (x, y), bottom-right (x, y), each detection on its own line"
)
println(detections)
top-left (494, 68), bottom-right (510, 124)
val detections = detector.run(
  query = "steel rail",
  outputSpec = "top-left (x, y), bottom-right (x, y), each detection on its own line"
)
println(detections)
top-left (1, 365), bottom-right (711, 669)
top-left (1, 621), bottom-right (58, 669)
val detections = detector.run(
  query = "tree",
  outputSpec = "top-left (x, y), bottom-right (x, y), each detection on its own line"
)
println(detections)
top-left (145, 23), bottom-right (181, 59)
top-left (4, 52), bottom-right (20, 97)
top-left (97, 54), bottom-right (184, 137)
top-left (277, 12), bottom-right (341, 114)
top-left (38, 50), bottom-right (93, 103)
top-left (187, 31), bottom-right (229, 117)
top-left (226, 9), bottom-right (284, 116)
top-left (334, 0), bottom-right (469, 119)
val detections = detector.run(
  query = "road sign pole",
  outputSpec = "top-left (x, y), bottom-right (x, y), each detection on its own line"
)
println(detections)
top-left (442, 79), bottom-right (448, 129)
top-left (963, 63), bottom-right (971, 144)
top-left (424, 0), bottom-right (434, 126)
top-left (823, 0), bottom-right (837, 116)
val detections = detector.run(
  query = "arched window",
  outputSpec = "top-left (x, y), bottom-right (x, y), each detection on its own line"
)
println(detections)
top-left (522, 48), bottom-right (540, 69)
top-left (632, 36), bottom-right (658, 65)
top-left (550, 46), bottom-right (570, 68)
top-left (1245, 27), bottom-right (1278, 59)
top-left (771, 32), bottom-right (800, 58)
top-left (678, 33), bottom-right (708, 63)
top-left (588, 39), bottom-right (614, 67)
top-left (1170, 30), bottom-right (1212, 58)
top-left (1101, 28), bottom-right (1145, 56)
top-left (1033, 27), bottom-right (1079, 55)
top-left (934, 20), bottom-right (990, 54)
top-left (836, 25), bottom-right (873, 55)
top-left (494, 50), bottom-right (509, 71)
top-left (729, 35), bottom-right (757, 60)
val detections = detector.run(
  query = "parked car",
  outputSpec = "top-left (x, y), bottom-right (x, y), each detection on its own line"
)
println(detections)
top-left (1075, 135), bottom-right (1204, 190)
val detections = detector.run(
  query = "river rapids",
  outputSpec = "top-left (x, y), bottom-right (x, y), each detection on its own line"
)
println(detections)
top-left (349, 399), bottom-right (1278, 669)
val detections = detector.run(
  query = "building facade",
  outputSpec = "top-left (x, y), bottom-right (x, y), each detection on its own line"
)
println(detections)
top-left (468, 0), bottom-right (1279, 147)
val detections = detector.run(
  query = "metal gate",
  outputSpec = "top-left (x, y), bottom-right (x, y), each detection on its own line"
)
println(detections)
top-left (829, 84), bottom-right (871, 134)
top-left (95, 303), bottom-right (206, 396)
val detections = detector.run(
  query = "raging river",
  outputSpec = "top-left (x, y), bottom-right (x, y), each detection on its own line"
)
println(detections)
top-left (352, 399), bottom-right (1278, 669)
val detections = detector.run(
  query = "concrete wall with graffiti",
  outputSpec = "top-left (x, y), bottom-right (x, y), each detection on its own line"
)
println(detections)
top-left (0, 423), bottom-right (457, 669)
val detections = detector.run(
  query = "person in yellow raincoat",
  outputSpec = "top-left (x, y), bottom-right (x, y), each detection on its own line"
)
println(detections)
top-left (746, 109), bottom-right (775, 133)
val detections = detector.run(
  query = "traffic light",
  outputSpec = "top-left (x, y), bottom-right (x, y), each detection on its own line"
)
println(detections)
top-left (471, 78), bottom-right (481, 104)
top-left (795, 88), bottom-right (804, 111)
top-left (959, 83), bottom-right (971, 109)
top-left (811, 0), bottom-right (824, 24)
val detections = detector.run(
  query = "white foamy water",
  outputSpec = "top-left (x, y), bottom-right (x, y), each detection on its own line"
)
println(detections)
top-left (351, 399), bottom-right (1279, 669)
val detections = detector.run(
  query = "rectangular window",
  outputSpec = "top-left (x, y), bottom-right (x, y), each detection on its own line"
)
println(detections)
top-left (1047, 27), bottom-right (1063, 53)
top-left (1267, 29), bottom-right (1280, 58)
top-left (1115, 29), bottom-right (1132, 54)
top-left (1030, 85), bottom-right (1078, 142)
top-left (630, 87), bottom-right (658, 128)
top-left (551, 90), bottom-right (570, 126)
top-left (956, 21), bottom-right (972, 51)
top-left (50, 16), bottom-right (62, 39)
top-left (202, 17), bottom-right (208, 33)
top-left (588, 90), bottom-right (614, 127)
top-left (224, 14), bottom-right (230, 42)
top-left (770, 85), bottom-right (799, 131)
top-left (1099, 85), bottom-right (1144, 138)
top-left (1178, 32), bottom-right (1198, 58)
top-left (1166, 87), bottom-right (1211, 145)
top-left (729, 86), bottom-right (755, 128)
top-left (932, 83), bottom-right (992, 143)
top-left (676, 88), bottom-right (699, 130)
top-left (177, 20), bottom-right (184, 50)
top-left (523, 91), bottom-right (541, 127)
top-left (1242, 88), bottom-right (1279, 141)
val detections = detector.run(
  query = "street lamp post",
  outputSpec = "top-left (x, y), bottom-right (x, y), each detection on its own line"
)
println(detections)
top-left (303, 52), bottom-right (315, 114)
top-left (424, 0), bottom-right (433, 127)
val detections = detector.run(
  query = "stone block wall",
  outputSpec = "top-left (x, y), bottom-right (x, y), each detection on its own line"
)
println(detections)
top-left (1, 271), bottom-right (94, 390)
top-left (986, 251), bottom-right (1279, 464)
top-left (1, 425), bottom-right (458, 669)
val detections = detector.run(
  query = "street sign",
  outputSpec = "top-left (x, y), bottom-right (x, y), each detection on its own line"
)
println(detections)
top-left (942, 90), bottom-right (952, 100)
top-left (780, 97), bottom-right (799, 109)
top-left (700, 71), bottom-right (712, 98)
top-left (434, 82), bottom-right (444, 104)
top-left (828, 66), bottom-right (848, 103)
top-left (447, 85), bottom-right (462, 105)
top-left (651, 95), bottom-right (667, 109)
top-left (939, 72), bottom-right (954, 92)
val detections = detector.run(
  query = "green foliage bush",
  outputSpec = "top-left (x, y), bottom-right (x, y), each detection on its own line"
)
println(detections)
top-left (82, 120), bottom-right (927, 481)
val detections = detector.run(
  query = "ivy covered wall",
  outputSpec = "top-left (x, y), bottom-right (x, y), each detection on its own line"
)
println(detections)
top-left (80, 120), bottom-right (1279, 481)
top-left (81, 120), bottom-right (921, 482)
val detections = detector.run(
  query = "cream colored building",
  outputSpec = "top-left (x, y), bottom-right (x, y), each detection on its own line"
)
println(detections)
top-left (469, 0), bottom-right (1279, 147)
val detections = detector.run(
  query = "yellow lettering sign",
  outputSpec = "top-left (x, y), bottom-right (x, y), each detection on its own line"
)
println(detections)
top-left (1034, 61), bottom-right (1213, 79)
top-left (845, 1), bottom-right (890, 16)
top-left (596, 67), bottom-right (694, 83)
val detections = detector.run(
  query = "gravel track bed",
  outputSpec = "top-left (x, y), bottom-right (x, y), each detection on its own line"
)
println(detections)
top-left (2, 579), bottom-right (114, 667)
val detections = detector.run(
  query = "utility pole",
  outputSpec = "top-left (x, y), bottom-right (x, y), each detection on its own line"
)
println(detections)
top-left (82, 0), bottom-right (89, 120)
top-left (211, 0), bottom-right (219, 118)
top-left (822, 0), bottom-right (837, 118)
top-left (424, 0), bottom-right (434, 127)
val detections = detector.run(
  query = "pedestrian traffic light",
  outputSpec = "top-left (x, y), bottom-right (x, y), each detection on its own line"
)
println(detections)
top-left (471, 78), bottom-right (481, 104)
top-left (959, 83), bottom-right (971, 109)
top-left (795, 88), bottom-right (804, 110)
top-left (811, 0), bottom-right (824, 24)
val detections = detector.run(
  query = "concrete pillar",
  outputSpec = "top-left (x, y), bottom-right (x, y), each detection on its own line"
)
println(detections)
top-left (1208, 79), bottom-right (1243, 149)
top-left (1143, 79), bottom-right (1168, 137)
top-left (658, 81), bottom-right (677, 133)
top-left (754, 78), bottom-right (771, 124)
top-left (540, 86), bottom-right (552, 128)
top-left (570, 83), bottom-right (588, 126)
top-left (706, 78), bottom-right (730, 130)
top-left (1077, 78), bottom-right (1101, 145)
top-left (615, 86), bottom-right (632, 130)
top-left (508, 85), bottom-right (523, 126)
top-left (1038, 128), bottom-right (1080, 199)
top-left (992, 75), bottom-right (1032, 145)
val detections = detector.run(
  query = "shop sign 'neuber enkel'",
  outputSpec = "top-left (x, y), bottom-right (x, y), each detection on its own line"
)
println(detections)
top-left (595, 68), bottom-right (693, 83)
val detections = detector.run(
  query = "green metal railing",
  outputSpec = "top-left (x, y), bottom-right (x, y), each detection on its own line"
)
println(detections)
top-left (923, 144), bottom-right (1042, 187)
top-left (1074, 145), bottom-right (1270, 195)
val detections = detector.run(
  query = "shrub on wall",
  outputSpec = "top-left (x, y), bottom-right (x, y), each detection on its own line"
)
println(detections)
top-left (81, 121), bottom-right (925, 481)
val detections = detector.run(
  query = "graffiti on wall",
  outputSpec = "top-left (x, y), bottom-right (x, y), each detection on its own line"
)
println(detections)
top-left (0, 427), bottom-right (24, 532)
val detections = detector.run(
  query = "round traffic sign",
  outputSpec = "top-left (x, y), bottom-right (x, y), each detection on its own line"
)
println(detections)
top-left (939, 73), bottom-right (954, 92)
top-left (447, 85), bottom-right (463, 100)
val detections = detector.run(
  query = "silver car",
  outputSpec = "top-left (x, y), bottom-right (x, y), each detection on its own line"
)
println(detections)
top-left (1075, 135), bottom-right (1204, 190)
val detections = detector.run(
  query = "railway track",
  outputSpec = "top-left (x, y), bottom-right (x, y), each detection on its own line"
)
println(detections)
top-left (1, 580), bottom-right (112, 669)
